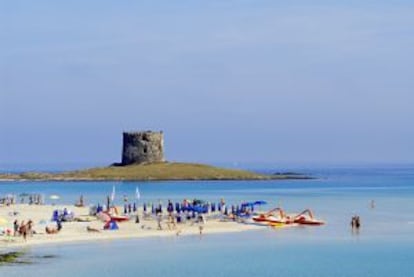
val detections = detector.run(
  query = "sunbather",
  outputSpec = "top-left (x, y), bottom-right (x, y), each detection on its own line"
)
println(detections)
top-left (45, 226), bottom-right (59, 234)
top-left (86, 226), bottom-right (100, 233)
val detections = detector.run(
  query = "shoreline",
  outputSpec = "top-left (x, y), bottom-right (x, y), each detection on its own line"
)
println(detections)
top-left (0, 162), bottom-right (313, 182)
top-left (0, 176), bottom-right (312, 183)
top-left (0, 223), bottom-right (263, 250)
top-left (0, 204), bottom-right (263, 250)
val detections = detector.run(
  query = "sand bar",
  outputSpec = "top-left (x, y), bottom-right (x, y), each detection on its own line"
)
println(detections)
top-left (0, 204), bottom-right (263, 249)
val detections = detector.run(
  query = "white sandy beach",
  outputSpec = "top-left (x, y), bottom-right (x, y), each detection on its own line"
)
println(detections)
top-left (0, 204), bottom-right (263, 249)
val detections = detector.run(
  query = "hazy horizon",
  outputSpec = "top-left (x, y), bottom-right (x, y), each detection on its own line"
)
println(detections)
top-left (1, 1), bottom-right (414, 165)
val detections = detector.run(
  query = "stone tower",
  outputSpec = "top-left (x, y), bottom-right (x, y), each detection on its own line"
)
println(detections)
top-left (121, 131), bottom-right (165, 165)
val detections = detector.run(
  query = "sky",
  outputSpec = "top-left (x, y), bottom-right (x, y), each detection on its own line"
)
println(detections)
top-left (1, 0), bottom-right (414, 166)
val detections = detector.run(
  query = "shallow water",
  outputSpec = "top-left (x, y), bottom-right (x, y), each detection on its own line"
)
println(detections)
top-left (2, 232), bottom-right (414, 277)
top-left (1, 165), bottom-right (414, 276)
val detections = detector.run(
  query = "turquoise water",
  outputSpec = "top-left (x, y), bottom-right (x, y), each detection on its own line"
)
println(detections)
top-left (1, 165), bottom-right (414, 276)
top-left (3, 234), bottom-right (414, 277)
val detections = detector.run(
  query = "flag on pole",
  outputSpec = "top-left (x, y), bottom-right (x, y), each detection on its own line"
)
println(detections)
top-left (111, 185), bottom-right (116, 202)
top-left (136, 186), bottom-right (141, 200)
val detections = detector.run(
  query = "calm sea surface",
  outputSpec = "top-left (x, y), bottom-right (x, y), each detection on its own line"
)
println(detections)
top-left (1, 164), bottom-right (414, 276)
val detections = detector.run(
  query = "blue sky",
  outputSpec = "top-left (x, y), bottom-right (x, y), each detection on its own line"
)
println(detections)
top-left (1, 1), bottom-right (413, 165)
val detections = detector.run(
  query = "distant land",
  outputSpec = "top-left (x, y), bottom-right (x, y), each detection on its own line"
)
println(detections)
top-left (0, 162), bottom-right (311, 181)
top-left (0, 131), bottom-right (311, 181)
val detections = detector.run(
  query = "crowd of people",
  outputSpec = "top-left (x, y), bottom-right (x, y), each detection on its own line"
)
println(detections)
top-left (13, 219), bottom-right (34, 241)
top-left (1, 194), bottom-right (45, 206)
top-left (0, 195), bottom-right (373, 244)
top-left (0, 195), bottom-right (16, 206)
top-left (10, 218), bottom-right (62, 239)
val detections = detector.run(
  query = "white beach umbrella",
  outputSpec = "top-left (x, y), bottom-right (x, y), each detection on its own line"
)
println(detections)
top-left (49, 194), bottom-right (60, 205)
top-left (49, 195), bottom-right (60, 200)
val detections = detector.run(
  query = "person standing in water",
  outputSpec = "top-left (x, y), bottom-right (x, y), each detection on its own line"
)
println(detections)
top-left (355, 216), bottom-right (361, 229)
top-left (351, 215), bottom-right (361, 234)
top-left (351, 216), bottom-right (356, 229)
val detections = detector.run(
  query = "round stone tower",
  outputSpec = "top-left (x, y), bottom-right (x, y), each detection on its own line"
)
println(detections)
top-left (121, 131), bottom-right (165, 165)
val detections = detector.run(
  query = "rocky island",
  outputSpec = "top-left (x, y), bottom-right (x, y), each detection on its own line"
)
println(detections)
top-left (0, 131), bottom-right (311, 181)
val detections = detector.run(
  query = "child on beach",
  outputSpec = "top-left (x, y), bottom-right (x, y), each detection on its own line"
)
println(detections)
top-left (157, 213), bottom-right (163, 230)
top-left (26, 220), bottom-right (34, 237)
top-left (167, 214), bottom-right (176, 230)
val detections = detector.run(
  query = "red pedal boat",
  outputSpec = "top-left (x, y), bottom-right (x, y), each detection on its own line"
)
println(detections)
top-left (253, 207), bottom-right (325, 226)
top-left (110, 215), bottom-right (129, 222)
top-left (293, 209), bottom-right (325, 225)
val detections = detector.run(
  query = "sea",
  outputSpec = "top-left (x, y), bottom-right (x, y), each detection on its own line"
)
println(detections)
top-left (1, 163), bottom-right (414, 277)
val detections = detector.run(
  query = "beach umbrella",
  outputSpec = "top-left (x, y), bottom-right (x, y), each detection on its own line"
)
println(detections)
top-left (50, 195), bottom-right (60, 200)
top-left (254, 200), bottom-right (267, 205)
top-left (49, 195), bottom-right (60, 205)
top-left (193, 199), bottom-right (205, 205)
